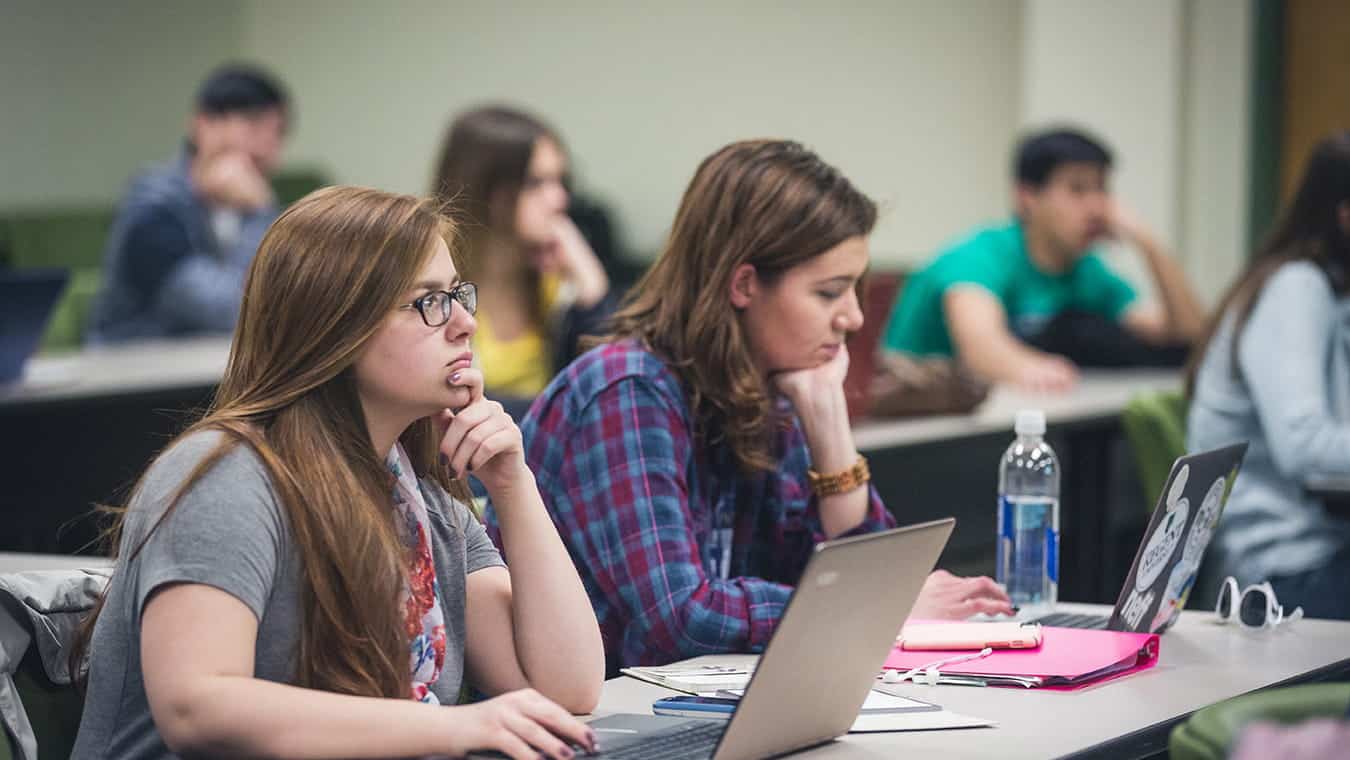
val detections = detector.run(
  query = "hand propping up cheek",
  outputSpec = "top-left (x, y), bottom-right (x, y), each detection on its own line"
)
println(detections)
top-left (436, 368), bottom-right (526, 492)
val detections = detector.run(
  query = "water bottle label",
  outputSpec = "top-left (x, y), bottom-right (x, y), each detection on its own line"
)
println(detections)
top-left (996, 495), bottom-right (1057, 607)
top-left (996, 497), bottom-right (1014, 586)
top-left (1045, 523), bottom-right (1058, 584)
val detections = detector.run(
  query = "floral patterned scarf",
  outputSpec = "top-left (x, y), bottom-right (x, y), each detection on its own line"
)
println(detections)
top-left (386, 445), bottom-right (447, 704)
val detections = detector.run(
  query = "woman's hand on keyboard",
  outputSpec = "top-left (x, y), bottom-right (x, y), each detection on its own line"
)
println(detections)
top-left (446, 688), bottom-right (598, 759)
top-left (909, 570), bottom-right (1014, 619)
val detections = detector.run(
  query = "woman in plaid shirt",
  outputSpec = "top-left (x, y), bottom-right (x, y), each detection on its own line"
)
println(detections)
top-left (486, 140), bottom-right (1010, 674)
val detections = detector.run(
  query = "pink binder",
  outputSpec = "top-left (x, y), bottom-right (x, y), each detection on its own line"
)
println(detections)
top-left (882, 626), bottom-right (1160, 690)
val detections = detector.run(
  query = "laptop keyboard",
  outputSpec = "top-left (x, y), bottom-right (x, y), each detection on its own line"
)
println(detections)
top-left (1032, 612), bottom-right (1110, 629)
top-left (596, 719), bottom-right (726, 760)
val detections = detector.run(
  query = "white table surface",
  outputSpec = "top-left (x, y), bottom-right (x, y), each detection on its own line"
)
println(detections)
top-left (594, 604), bottom-right (1350, 759)
top-left (0, 337), bottom-right (232, 408)
top-left (852, 370), bottom-right (1180, 452)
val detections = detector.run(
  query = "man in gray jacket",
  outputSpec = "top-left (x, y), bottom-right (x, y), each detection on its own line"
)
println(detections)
top-left (88, 64), bottom-right (289, 343)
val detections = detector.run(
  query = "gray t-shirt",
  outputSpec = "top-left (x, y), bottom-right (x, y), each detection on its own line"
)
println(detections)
top-left (70, 431), bottom-right (505, 760)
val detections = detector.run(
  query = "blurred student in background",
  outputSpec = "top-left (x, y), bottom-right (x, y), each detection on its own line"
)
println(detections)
top-left (1187, 131), bottom-right (1350, 620)
top-left (431, 106), bottom-right (612, 415)
top-left (882, 128), bottom-right (1205, 392)
top-left (89, 64), bottom-right (289, 344)
top-left (72, 187), bottom-right (603, 760)
top-left (486, 140), bottom-right (1010, 675)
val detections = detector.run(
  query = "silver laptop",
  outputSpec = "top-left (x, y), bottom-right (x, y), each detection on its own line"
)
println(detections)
top-left (1031, 442), bottom-right (1248, 633)
top-left (575, 518), bottom-right (955, 760)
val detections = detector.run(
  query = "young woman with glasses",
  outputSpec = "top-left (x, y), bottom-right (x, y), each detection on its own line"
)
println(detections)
top-left (484, 140), bottom-right (1011, 675)
top-left (71, 186), bottom-right (603, 760)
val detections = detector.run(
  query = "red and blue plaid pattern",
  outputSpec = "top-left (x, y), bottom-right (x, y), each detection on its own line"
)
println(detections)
top-left (485, 340), bottom-right (894, 674)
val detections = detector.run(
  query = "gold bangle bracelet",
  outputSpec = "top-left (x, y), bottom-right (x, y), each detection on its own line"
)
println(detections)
top-left (807, 456), bottom-right (870, 498)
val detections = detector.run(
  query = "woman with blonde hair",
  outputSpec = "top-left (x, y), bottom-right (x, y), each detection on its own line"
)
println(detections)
top-left (487, 140), bottom-right (1010, 674)
top-left (71, 186), bottom-right (603, 760)
top-left (432, 105), bottom-right (612, 408)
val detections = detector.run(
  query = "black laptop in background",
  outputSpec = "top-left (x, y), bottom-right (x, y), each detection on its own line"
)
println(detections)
top-left (1031, 442), bottom-right (1248, 633)
top-left (0, 268), bottom-right (69, 383)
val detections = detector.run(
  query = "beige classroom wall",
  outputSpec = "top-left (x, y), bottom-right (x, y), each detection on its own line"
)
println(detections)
top-left (1, 0), bottom-right (1252, 299)
top-left (0, 0), bottom-right (244, 208)
top-left (239, 0), bottom-right (1024, 266)
top-left (1020, 0), bottom-right (1252, 305)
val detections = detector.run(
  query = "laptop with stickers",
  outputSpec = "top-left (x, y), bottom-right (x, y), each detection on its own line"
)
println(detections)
top-left (1032, 442), bottom-right (1248, 633)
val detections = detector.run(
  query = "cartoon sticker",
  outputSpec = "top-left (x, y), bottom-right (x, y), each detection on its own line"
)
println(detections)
top-left (1182, 476), bottom-right (1226, 567)
top-left (1135, 465), bottom-right (1191, 593)
top-left (1152, 558), bottom-right (1196, 631)
top-left (1121, 587), bottom-right (1157, 630)
top-left (1167, 464), bottom-right (1189, 512)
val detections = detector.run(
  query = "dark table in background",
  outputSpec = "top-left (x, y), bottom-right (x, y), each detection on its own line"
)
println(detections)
top-left (0, 338), bottom-right (228, 553)
top-left (2, 343), bottom-right (1179, 608)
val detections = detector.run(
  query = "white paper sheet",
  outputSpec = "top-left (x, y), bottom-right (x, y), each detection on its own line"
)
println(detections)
top-left (849, 710), bottom-right (995, 733)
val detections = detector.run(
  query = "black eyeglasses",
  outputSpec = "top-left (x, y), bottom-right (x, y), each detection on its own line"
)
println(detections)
top-left (399, 281), bottom-right (477, 327)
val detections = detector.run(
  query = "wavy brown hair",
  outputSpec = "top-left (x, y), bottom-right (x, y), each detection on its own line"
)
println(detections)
top-left (430, 105), bottom-right (561, 330)
top-left (74, 186), bottom-right (472, 699)
top-left (1184, 131), bottom-right (1350, 396)
top-left (601, 139), bottom-right (876, 473)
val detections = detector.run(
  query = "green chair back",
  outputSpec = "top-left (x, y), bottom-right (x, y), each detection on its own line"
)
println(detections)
top-left (1170, 682), bottom-right (1350, 760)
top-left (31, 269), bottom-right (100, 353)
top-left (270, 166), bottom-right (332, 208)
top-left (0, 208), bottom-right (113, 271)
top-left (1120, 389), bottom-right (1228, 607)
top-left (0, 208), bottom-right (112, 353)
top-left (1121, 389), bottom-right (1189, 514)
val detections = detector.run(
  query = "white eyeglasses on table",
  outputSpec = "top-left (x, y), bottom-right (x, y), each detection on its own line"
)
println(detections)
top-left (1215, 576), bottom-right (1304, 630)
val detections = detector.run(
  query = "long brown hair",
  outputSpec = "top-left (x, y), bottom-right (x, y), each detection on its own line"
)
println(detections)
top-left (74, 186), bottom-right (472, 699)
top-left (602, 139), bottom-right (876, 473)
top-left (1185, 131), bottom-right (1350, 396)
top-left (430, 104), bottom-right (561, 329)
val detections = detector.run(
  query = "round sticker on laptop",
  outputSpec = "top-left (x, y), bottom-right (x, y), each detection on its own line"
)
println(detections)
top-left (1135, 465), bottom-right (1191, 593)
top-left (1153, 477), bottom-right (1225, 632)
top-left (1153, 559), bottom-right (1196, 632)
top-left (1167, 463), bottom-right (1189, 510)
top-left (1182, 476), bottom-right (1227, 566)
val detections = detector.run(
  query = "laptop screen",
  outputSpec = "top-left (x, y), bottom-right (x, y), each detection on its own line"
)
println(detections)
top-left (1108, 442), bottom-right (1248, 634)
top-left (0, 268), bottom-right (69, 383)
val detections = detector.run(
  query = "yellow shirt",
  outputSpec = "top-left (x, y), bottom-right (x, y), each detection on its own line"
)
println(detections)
top-left (474, 276), bottom-right (563, 398)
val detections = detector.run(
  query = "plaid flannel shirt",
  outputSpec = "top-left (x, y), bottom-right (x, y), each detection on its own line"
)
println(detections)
top-left (484, 340), bottom-right (894, 674)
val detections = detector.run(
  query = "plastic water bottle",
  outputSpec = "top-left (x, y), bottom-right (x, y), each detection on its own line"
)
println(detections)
top-left (997, 410), bottom-right (1060, 613)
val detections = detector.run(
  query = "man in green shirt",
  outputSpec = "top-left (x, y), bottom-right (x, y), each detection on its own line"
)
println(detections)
top-left (882, 129), bottom-right (1204, 392)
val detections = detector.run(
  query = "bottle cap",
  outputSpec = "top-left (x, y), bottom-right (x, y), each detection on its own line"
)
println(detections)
top-left (1015, 409), bottom-right (1046, 436)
